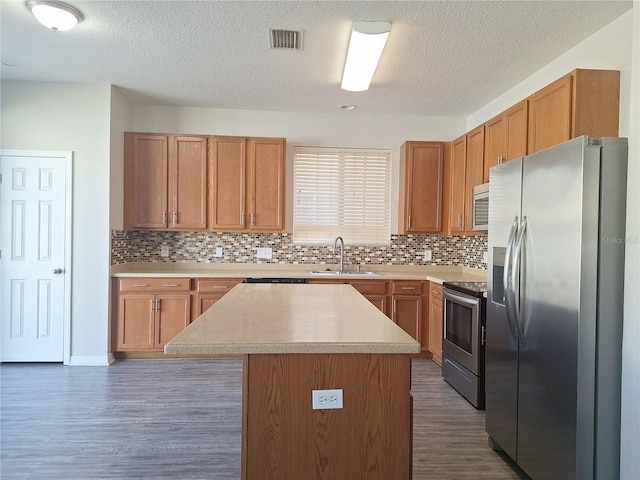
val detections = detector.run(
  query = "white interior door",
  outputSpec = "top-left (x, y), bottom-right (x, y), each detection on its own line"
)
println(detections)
top-left (0, 151), bottom-right (71, 362)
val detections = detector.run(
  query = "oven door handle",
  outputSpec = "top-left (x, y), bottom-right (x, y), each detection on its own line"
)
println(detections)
top-left (443, 289), bottom-right (479, 307)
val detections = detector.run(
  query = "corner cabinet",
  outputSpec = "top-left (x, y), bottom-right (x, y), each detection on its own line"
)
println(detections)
top-left (398, 142), bottom-right (444, 233)
top-left (124, 133), bottom-right (208, 230)
top-left (209, 136), bottom-right (285, 232)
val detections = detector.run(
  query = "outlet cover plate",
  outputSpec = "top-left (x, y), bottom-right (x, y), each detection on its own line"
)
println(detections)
top-left (423, 250), bottom-right (432, 261)
top-left (160, 245), bottom-right (170, 257)
top-left (257, 247), bottom-right (273, 259)
top-left (215, 246), bottom-right (223, 258)
top-left (312, 389), bottom-right (343, 410)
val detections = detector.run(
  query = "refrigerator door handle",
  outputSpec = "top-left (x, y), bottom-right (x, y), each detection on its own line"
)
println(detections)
top-left (512, 216), bottom-right (527, 344)
top-left (504, 216), bottom-right (520, 340)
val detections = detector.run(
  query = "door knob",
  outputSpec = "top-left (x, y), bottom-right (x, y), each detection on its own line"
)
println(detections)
top-left (53, 268), bottom-right (64, 275)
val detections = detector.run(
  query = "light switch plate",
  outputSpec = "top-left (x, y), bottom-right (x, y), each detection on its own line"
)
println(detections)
top-left (483, 252), bottom-right (488, 264)
top-left (423, 250), bottom-right (432, 261)
top-left (257, 247), bottom-right (273, 259)
top-left (215, 246), bottom-right (223, 258)
top-left (312, 389), bottom-right (343, 410)
top-left (160, 245), bottom-right (170, 257)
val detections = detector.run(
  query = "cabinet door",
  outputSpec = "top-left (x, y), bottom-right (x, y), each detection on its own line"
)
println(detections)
top-left (117, 295), bottom-right (155, 350)
top-left (393, 295), bottom-right (421, 342)
top-left (248, 138), bottom-right (285, 231)
top-left (155, 294), bottom-right (191, 348)
top-left (210, 136), bottom-right (246, 229)
top-left (483, 115), bottom-right (504, 183)
top-left (170, 136), bottom-right (207, 230)
top-left (504, 100), bottom-right (528, 161)
top-left (130, 134), bottom-right (168, 229)
top-left (363, 295), bottom-right (388, 316)
top-left (400, 142), bottom-right (443, 233)
top-left (428, 284), bottom-right (443, 365)
top-left (527, 75), bottom-right (572, 154)
top-left (449, 136), bottom-right (467, 233)
top-left (464, 125), bottom-right (485, 232)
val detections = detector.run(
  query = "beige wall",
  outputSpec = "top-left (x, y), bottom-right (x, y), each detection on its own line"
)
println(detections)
top-left (1, 81), bottom-right (113, 365)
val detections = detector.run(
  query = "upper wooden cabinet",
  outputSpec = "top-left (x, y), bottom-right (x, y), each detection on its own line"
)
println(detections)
top-left (398, 141), bottom-right (444, 234)
top-left (528, 69), bottom-right (619, 155)
top-left (210, 136), bottom-right (285, 232)
top-left (448, 135), bottom-right (467, 233)
top-left (446, 127), bottom-right (483, 234)
top-left (124, 133), bottom-right (207, 230)
top-left (483, 100), bottom-right (529, 182)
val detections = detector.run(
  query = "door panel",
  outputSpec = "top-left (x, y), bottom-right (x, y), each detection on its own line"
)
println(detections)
top-left (211, 137), bottom-right (245, 229)
top-left (132, 135), bottom-right (168, 228)
top-left (1, 154), bottom-right (66, 362)
top-left (249, 138), bottom-right (285, 231)
top-left (170, 136), bottom-right (207, 229)
top-left (155, 295), bottom-right (190, 347)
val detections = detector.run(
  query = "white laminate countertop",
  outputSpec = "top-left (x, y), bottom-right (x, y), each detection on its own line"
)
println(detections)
top-left (112, 262), bottom-right (487, 284)
top-left (164, 284), bottom-right (422, 355)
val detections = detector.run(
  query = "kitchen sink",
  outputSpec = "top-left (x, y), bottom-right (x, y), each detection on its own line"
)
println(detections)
top-left (308, 269), bottom-right (382, 276)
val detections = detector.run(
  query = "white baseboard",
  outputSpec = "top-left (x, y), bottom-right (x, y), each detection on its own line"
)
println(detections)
top-left (68, 353), bottom-right (115, 366)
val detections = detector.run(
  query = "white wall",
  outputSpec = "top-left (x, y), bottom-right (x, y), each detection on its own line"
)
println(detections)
top-left (466, 10), bottom-right (633, 134)
top-left (1, 81), bottom-right (113, 366)
top-left (620, 4), bottom-right (640, 478)
top-left (131, 105), bottom-right (466, 232)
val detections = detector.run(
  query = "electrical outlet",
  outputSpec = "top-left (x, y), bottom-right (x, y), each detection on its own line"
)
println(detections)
top-left (257, 247), bottom-right (273, 259)
top-left (312, 389), bottom-right (344, 410)
top-left (483, 252), bottom-right (488, 264)
top-left (160, 245), bottom-right (170, 257)
top-left (423, 250), bottom-right (432, 262)
top-left (215, 246), bottom-right (223, 258)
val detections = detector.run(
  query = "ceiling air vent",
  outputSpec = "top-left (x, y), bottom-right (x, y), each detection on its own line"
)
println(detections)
top-left (269, 28), bottom-right (303, 50)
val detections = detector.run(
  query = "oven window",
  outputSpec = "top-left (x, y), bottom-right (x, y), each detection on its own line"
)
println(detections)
top-left (445, 300), bottom-right (474, 354)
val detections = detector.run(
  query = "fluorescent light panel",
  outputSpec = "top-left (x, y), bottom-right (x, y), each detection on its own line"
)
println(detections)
top-left (341, 21), bottom-right (391, 92)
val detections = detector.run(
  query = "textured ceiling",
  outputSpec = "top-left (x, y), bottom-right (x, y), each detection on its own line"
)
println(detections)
top-left (0, 0), bottom-right (632, 116)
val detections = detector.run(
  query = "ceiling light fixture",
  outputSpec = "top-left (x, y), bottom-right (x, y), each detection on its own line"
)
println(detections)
top-left (341, 21), bottom-right (391, 92)
top-left (27, 0), bottom-right (82, 32)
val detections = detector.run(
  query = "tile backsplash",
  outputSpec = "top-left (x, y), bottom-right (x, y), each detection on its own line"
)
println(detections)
top-left (111, 231), bottom-right (488, 270)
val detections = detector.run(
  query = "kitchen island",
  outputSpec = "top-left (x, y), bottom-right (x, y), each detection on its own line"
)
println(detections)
top-left (165, 283), bottom-right (421, 480)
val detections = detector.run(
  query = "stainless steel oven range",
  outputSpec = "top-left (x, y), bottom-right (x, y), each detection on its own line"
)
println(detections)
top-left (442, 281), bottom-right (487, 409)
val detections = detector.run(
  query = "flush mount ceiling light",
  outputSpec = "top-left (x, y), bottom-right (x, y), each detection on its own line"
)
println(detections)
top-left (341, 21), bottom-right (391, 92)
top-left (27, 0), bottom-right (82, 31)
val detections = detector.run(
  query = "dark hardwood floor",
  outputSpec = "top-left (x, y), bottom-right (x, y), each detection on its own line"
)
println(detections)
top-left (1, 358), bottom-right (529, 479)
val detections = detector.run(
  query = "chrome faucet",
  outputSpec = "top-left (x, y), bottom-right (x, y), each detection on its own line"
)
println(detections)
top-left (333, 236), bottom-right (345, 273)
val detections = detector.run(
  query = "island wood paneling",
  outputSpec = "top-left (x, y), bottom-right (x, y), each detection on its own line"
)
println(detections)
top-left (243, 353), bottom-right (412, 480)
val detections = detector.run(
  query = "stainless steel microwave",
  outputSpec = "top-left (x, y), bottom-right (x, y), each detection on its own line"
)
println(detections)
top-left (472, 183), bottom-right (489, 232)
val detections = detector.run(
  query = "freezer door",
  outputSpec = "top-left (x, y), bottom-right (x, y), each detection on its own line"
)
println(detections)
top-left (485, 158), bottom-right (522, 459)
top-left (516, 137), bottom-right (600, 479)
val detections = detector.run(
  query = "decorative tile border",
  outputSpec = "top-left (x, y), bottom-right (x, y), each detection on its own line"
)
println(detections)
top-left (111, 231), bottom-right (488, 270)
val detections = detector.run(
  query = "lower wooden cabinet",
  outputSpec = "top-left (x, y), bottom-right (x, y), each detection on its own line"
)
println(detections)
top-left (391, 281), bottom-right (422, 342)
top-left (117, 278), bottom-right (191, 351)
top-left (428, 282), bottom-right (444, 365)
top-left (193, 278), bottom-right (245, 318)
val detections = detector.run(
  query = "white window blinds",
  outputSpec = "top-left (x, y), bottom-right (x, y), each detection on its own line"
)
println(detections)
top-left (293, 146), bottom-right (391, 245)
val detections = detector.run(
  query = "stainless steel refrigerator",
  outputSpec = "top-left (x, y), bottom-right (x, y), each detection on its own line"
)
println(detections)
top-left (486, 136), bottom-right (627, 480)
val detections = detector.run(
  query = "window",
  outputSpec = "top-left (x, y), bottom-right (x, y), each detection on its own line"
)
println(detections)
top-left (293, 146), bottom-right (391, 245)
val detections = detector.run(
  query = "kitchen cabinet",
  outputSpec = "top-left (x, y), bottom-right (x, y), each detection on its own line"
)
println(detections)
top-left (428, 282), bottom-right (444, 365)
top-left (527, 69), bottom-right (619, 155)
top-left (483, 100), bottom-right (529, 183)
top-left (391, 281), bottom-right (422, 342)
top-left (448, 135), bottom-right (467, 233)
top-left (193, 278), bottom-right (245, 318)
top-left (447, 126), bottom-right (484, 234)
top-left (209, 136), bottom-right (285, 232)
top-left (398, 142), bottom-right (444, 233)
top-left (116, 278), bottom-right (191, 351)
top-left (124, 133), bottom-right (207, 230)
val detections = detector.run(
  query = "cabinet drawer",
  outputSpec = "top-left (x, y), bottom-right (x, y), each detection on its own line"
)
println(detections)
top-left (350, 281), bottom-right (388, 295)
top-left (119, 278), bottom-right (191, 293)
top-left (392, 281), bottom-right (422, 294)
top-left (430, 283), bottom-right (443, 304)
top-left (195, 278), bottom-right (245, 292)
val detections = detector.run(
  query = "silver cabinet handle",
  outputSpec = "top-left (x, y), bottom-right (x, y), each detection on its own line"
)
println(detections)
top-left (241, 212), bottom-right (245, 226)
top-left (213, 285), bottom-right (229, 289)
top-left (393, 299), bottom-right (397, 314)
top-left (162, 284), bottom-right (179, 287)
top-left (431, 289), bottom-right (441, 296)
top-left (173, 211), bottom-right (178, 225)
top-left (401, 286), bottom-right (415, 290)
top-left (53, 268), bottom-right (64, 275)
top-left (162, 211), bottom-right (167, 226)
top-left (498, 155), bottom-right (504, 165)
top-left (150, 299), bottom-right (156, 312)
top-left (250, 213), bottom-right (255, 226)
top-left (408, 215), bottom-right (412, 228)
top-left (131, 284), bottom-right (148, 287)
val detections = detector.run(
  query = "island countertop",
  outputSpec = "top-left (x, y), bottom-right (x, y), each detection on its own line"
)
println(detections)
top-left (164, 283), bottom-right (421, 355)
